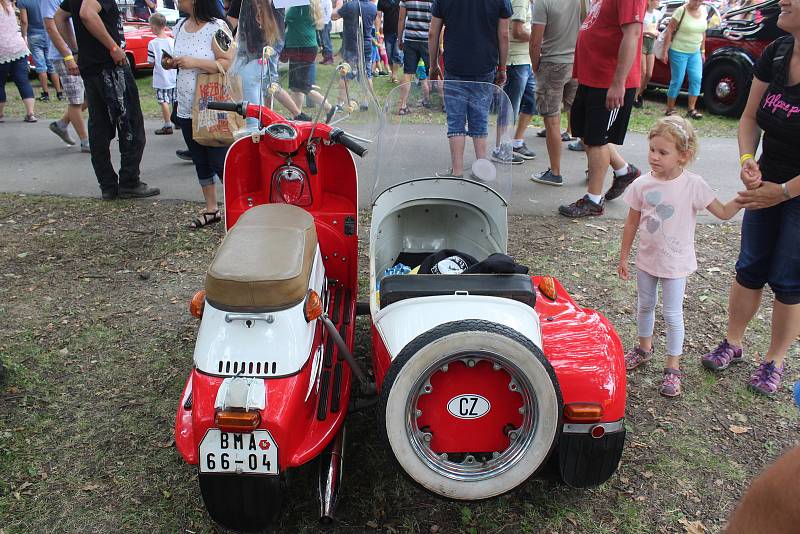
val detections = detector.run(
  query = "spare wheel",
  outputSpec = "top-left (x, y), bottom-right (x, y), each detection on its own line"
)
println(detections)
top-left (379, 320), bottom-right (562, 500)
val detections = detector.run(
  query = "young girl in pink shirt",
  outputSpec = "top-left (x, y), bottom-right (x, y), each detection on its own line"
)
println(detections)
top-left (617, 116), bottom-right (742, 397)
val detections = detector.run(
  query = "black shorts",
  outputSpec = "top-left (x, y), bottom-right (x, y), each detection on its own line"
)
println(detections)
top-left (402, 39), bottom-right (429, 75)
top-left (570, 84), bottom-right (635, 146)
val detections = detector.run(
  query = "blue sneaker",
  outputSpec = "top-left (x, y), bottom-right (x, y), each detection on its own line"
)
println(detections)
top-left (531, 168), bottom-right (564, 187)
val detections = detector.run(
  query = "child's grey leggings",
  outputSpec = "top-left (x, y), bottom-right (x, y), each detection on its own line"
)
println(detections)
top-left (636, 269), bottom-right (687, 357)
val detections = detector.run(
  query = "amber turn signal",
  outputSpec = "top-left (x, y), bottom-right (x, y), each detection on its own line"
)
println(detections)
top-left (304, 289), bottom-right (323, 322)
top-left (538, 276), bottom-right (558, 301)
top-left (564, 402), bottom-right (603, 422)
top-left (215, 410), bottom-right (261, 433)
top-left (190, 290), bottom-right (206, 318)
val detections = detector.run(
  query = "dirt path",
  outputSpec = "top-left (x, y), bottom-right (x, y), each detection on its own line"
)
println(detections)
top-left (0, 194), bottom-right (797, 534)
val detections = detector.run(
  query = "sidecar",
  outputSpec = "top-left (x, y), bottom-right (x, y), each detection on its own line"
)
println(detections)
top-left (370, 82), bottom-right (626, 499)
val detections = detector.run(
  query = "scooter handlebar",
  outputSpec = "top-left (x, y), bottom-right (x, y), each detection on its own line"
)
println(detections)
top-left (206, 101), bottom-right (243, 114)
top-left (330, 129), bottom-right (368, 158)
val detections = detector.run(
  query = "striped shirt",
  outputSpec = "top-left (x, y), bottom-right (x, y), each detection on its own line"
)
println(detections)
top-left (400, 0), bottom-right (432, 42)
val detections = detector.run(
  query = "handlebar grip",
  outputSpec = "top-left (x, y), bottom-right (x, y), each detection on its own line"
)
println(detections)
top-left (207, 101), bottom-right (241, 113)
top-left (331, 130), bottom-right (368, 158)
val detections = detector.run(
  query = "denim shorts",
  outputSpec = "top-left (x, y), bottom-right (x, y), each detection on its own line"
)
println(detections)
top-left (27, 31), bottom-right (54, 74)
top-left (735, 195), bottom-right (800, 304)
top-left (443, 71), bottom-right (496, 138)
top-left (503, 63), bottom-right (536, 117)
top-left (384, 32), bottom-right (402, 65)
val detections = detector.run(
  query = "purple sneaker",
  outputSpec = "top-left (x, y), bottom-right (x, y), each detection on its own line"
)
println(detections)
top-left (747, 360), bottom-right (784, 396)
top-left (624, 346), bottom-right (653, 370)
top-left (660, 368), bottom-right (682, 398)
top-left (701, 339), bottom-right (743, 372)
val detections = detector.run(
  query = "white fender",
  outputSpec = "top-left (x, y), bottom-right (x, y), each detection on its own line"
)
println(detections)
top-left (373, 294), bottom-right (542, 361)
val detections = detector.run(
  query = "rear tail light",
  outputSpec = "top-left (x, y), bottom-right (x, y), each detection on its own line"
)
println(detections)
top-left (215, 409), bottom-right (261, 433)
top-left (564, 402), bottom-right (603, 422)
top-left (190, 290), bottom-right (206, 318)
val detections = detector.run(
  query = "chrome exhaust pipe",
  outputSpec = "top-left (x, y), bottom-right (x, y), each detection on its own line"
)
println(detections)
top-left (319, 427), bottom-right (345, 523)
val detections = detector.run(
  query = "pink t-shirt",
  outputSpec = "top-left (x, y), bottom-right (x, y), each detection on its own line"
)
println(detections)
top-left (623, 170), bottom-right (716, 279)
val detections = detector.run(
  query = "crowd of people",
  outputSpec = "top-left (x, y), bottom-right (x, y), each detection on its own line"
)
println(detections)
top-left (1, 0), bottom-right (799, 398)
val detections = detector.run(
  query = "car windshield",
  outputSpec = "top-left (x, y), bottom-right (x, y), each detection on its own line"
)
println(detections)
top-left (229, 0), bottom-right (380, 142)
top-left (372, 80), bottom-right (514, 203)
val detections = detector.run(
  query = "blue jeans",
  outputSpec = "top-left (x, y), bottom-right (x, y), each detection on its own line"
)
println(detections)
top-left (384, 32), bottom-right (402, 65)
top-left (177, 117), bottom-right (227, 187)
top-left (443, 71), bottom-right (496, 138)
top-left (667, 49), bottom-right (702, 98)
top-left (504, 63), bottom-right (536, 117)
top-left (320, 22), bottom-right (333, 59)
top-left (0, 56), bottom-right (35, 102)
top-left (28, 31), bottom-right (54, 74)
top-left (735, 195), bottom-right (800, 305)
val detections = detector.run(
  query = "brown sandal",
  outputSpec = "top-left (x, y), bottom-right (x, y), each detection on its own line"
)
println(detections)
top-left (665, 108), bottom-right (677, 116)
top-left (189, 210), bottom-right (221, 230)
top-left (687, 109), bottom-right (703, 119)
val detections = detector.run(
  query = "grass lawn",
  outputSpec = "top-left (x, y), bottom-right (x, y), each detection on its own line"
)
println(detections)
top-left (0, 194), bottom-right (798, 533)
top-left (4, 49), bottom-right (740, 137)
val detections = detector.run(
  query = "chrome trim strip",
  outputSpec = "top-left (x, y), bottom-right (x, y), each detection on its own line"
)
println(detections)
top-left (562, 419), bottom-right (625, 435)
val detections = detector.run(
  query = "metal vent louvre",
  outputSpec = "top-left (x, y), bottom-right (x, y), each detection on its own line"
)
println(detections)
top-left (216, 360), bottom-right (277, 377)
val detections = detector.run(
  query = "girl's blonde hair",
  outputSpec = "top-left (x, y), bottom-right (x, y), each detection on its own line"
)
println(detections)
top-left (648, 116), bottom-right (699, 162)
top-left (309, 0), bottom-right (325, 30)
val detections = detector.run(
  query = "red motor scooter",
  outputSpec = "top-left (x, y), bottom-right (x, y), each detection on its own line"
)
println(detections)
top-left (174, 9), bottom-right (378, 528)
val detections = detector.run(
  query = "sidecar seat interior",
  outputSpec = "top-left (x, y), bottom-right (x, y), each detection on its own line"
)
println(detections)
top-left (379, 273), bottom-right (535, 309)
top-left (205, 204), bottom-right (318, 310)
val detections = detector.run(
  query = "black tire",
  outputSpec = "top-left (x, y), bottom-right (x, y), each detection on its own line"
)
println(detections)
top-left (199, 473), bottom-right (284, 533)
top-left (126, 53), bottom-right (136, 74)
top-left (703, 60), bottom-right (751, 117)
top-left (557, 429), bottom-right (626, 488)
top-left (378, 320), bottom-right (563, 500)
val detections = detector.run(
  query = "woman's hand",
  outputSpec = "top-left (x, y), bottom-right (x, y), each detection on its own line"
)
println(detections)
top-left (172, 56), bottom-right (196, 69)
top-left (736, 182), bottom-right (785, 210)
top-left (429, 64), bottom-right (441, 81)
top-left (617, 259), bottom-right (630, 280)
top-left (740, 158), bottom-right (763, 189)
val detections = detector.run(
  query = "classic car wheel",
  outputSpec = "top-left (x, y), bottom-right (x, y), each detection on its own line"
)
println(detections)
top-left (703, 61), bottom-right (751, 117)
top-left (126, 53), bottom-right (136, 74)
top-left (379, 320), bottom-right (562, 500)
top-left (199, 473), bottom-right (283, 532)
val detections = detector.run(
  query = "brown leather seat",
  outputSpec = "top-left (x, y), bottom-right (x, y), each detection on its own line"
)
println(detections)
top-left (205, 204), bottom-right (318, 310)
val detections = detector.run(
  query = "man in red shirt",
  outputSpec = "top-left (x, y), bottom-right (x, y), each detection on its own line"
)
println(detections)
top-left (559, 0), bottom-right (646, 218)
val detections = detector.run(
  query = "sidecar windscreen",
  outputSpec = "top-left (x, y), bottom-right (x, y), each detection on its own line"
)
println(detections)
top-left (373, 80), bottom-right (515, 203)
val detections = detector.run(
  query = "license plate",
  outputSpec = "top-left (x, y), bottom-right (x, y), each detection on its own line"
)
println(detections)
top-left (199, 429), bottom-right (278, 475)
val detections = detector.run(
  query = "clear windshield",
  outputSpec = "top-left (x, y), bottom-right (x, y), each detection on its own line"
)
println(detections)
top-left (230, 0), bottom-right (380, 141)
top-left (372, 81), bottom-right (514, 203)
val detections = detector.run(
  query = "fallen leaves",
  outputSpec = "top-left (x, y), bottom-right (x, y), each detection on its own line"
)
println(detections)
top-left (729, 425), bottom-right (752, 435)
top-left (679, 518), bottom-right (707, 534)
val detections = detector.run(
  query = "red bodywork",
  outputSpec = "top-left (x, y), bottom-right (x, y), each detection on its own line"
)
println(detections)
top-left (123, 23), bottom-right (170, 72)
top-left (175, 104), bottom-right (358, 470)
top-left (370, 276), bottom-right (626, 429)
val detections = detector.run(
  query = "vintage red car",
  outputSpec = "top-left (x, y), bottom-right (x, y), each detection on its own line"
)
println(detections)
top-left (649, 0), bottom-right (786, 116)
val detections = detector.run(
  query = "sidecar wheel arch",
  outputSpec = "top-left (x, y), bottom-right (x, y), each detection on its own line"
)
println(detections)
top-left (379, 320), bottom-right (562, 500)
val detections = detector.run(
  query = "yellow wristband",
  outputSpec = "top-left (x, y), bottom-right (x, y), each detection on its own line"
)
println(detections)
top-left (740, 153), bottom-right (755, 166)
top-left (63, 54), bottom-right (74, 62)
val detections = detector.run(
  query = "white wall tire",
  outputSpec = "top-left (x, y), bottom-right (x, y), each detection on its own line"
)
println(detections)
top-left (379, 320), bottom-right (562, 500)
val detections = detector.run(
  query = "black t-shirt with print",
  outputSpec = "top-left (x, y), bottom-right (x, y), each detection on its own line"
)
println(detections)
top-left (754, 36), bottom-right (800, 184)
top-left (60, 0), bottom-right (125, 76)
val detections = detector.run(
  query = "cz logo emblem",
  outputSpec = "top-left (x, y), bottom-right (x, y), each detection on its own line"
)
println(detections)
top-left (447, 394), bottom-right (491, 420)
